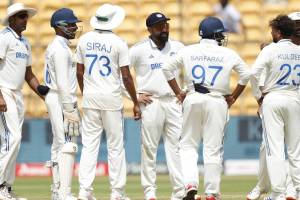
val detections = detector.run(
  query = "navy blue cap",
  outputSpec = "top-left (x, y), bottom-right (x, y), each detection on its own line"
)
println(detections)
top-left (146, 12), bottom-right (170, 27)
top-left (199, 17), bottom-right (227, 37)
top-left (50, 8), bottom-right (81, 27)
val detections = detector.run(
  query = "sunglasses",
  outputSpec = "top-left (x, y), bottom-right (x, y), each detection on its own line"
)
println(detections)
top-left (16, 13), bottom-right (28, 19)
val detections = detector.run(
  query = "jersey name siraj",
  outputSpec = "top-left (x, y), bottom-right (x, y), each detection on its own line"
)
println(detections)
top-left (86, 42), bottom-right (112, 53)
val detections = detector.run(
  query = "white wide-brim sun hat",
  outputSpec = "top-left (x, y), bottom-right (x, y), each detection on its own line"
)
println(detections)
top-left (289, 12), bottom-right (300, 21)
top-left (90, 3), bottom-right (125, 30)
top-left (2, 2), bottom-right (37, 26)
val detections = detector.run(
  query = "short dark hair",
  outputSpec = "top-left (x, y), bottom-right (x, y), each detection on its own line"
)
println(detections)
top-left (269, 15), bottom-right (295, 37)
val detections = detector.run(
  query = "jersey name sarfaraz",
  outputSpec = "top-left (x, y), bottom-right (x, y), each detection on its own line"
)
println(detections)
top-left (191, 55), bottom-right (224, 62)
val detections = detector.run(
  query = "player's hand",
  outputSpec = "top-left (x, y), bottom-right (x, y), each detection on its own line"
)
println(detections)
top-left (224, 95), bottom-right (236, 108)
top-left (0, 95), bottom-right (7, 112)
top-left (63, 103), bottom-right (82, 136)
top-left (138, 93), bottom-right (153, 105)
top-left (133, 103), bottom-right (141, 120)
top-left (176, 90), bottom-right (187, 104)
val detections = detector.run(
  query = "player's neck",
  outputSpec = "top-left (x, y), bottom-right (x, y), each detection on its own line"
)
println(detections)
top-left (9, 26), bottom-right (22, 37)
top-left (150, 36), bottom-right (166, 50)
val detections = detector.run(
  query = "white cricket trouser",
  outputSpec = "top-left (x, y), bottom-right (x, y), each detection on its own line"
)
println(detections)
top-left (262, 91), bottom-right (300, 196)
top-left (45, 91), bottom-right (65, 163)
top-left (180, 92), bottom-right (228, 195)
top-left (140, 96), bottom-right (185, 200)
top-left (79, 108), bottom-right (127, 196)
top-left (256, 141), bottom-right (271, 192)
top-left (254, 139), bottom-right (296, 194)
top-left (45, 90), bottom-right (77, 199)
top-left (0, 88), bottom-right (24, 186)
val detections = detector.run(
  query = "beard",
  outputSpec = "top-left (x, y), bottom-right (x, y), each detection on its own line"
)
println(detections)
top-left (272, 36), bottom-right (279, 43)
top-left (158, 32), bottom-right (169, 43)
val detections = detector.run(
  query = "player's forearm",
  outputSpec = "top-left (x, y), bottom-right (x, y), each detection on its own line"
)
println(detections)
top-left (77, 63), bottom-right (84, 94)
top-left (123, 75), bottom-right (139, 105)
top-left (25, 67), bottom-right (43, 99)
top-left (167, 78), bottom-right (181, 95)
top-left (231, 84), bottom-right (246, 100)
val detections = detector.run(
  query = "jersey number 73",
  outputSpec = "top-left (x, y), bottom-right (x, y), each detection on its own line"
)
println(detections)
top-left (86, 54), bottom-right (111, 76)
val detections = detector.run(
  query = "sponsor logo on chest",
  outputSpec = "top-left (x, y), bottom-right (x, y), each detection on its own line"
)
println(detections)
top-left (150, 62), bottom-right (163, 69)
top-left (16, 52), bottom-right (28, 59)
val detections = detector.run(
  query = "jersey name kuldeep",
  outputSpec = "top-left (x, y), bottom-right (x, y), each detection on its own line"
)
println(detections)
top-left (86, 42), bottom-right (112, 53)
top-left (277, 53), bottom-right (300, 61)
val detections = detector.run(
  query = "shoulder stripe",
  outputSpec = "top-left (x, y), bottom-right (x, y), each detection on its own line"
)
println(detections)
top-left (0, 28), bottom-right (10, 35)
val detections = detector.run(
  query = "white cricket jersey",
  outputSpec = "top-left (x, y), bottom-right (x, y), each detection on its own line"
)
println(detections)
top-left (130, 38), bottom-right (184, 97)
top-left (251, 39), bottom-right (300, 99)
top-left (44, 35), bottom-right (77, 104)
top-left (0, 27), bottom-right (32, 90)
top-left (163, 39), bottom-right (250, 95)
top-left (75, 30), bottom-right (130, 110)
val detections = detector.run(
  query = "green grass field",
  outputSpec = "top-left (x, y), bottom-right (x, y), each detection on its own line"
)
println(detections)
top-left (13, 175), bottom-right (267, 200)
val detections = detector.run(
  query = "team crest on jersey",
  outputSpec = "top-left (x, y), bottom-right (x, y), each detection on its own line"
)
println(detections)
top-left (170, 52), bottom-right (176, 57)
top-left (148, 54), bottom-right (154, 59)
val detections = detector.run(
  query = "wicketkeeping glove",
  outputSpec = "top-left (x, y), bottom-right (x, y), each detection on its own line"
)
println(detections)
top-left (63, 103), bottom-right (82, 137)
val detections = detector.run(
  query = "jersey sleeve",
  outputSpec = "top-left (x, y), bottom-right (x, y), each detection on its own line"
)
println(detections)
top-left (53, 48), bottom-right (72, 104)
top-left (129, 46), bottom-right (138, 69)
top-left (259, 68), bottom-right (266, 87)
top-left (0, 34), bottom-right (8, 59)
top-left (118, 40), bottom-right (130, 68)
top-left (162, 49), bottom-right (184, 81)
top-left (26, 42), bottom-right (32, 67)
top-left (232, 53), bottom-right (250, 85)
top-left (75, 39), bottom-right (84, 64)
top-left (250, 47), bottom-right (272, 99)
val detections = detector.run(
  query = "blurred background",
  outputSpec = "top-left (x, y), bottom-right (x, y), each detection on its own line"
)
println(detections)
top-left (0, 0), bottom-right (297, 176)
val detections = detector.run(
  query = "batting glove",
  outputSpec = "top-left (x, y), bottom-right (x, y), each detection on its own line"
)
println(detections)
top-left (63, 103), bottom-right (82, 137)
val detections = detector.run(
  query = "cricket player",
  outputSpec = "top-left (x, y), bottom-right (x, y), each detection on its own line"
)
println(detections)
top-left (43, 8), bottom-right (81, 200)
top-left (0, 3), bottom-right (43, 200)
top-left (250, 15), bottom-right (300, 200)
top-left (129, 12), bottom-right (185, 200)
top-left (76, 4), bottom-right (141, 200)
top-left (163, 17), bottom-right (250, 200)
top-left (247, 13), bottom-right (300, 199)
top-left (246, 114), bottom-right (297, 200)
